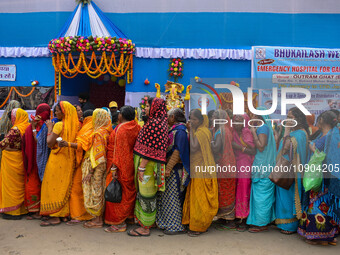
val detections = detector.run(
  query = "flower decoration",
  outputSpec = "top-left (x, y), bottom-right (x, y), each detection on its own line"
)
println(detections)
top-left (139, 95), bottom-right (150, 116)
top-left (168, 58), bottom-right (183, 82)
top-left (48, 35), bottom-right (135, 55)
top-left (315, 214), bottom-right (326, 231)
top-left (318, 202), bottom-right (329, 215)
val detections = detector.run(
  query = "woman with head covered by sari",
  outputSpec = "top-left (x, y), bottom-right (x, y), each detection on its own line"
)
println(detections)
top-left (275, 107), bottom-right (309, 235)
top-left (40, 101), bottom-right (79, 226)
top-left (246, 107), bottom-right (276, 232)
top-left (211, 109), bottom-right (237, 226)
top-left (182, 109), bottom-right (219, 237)
top-left (232, 113), bottom-right (256, 231)
top-left (0, 108), bottom-right (29, 219)
top-left (0, 100), bottom-right (20, 165)
top-left (62, 110), bottom-right (94, 225)
top-left (104, 106), bottom-right (141, 233)
top-left (22, 103), bottom-right (51, 219)
top-left (128, 98), bottom-right (168, 237)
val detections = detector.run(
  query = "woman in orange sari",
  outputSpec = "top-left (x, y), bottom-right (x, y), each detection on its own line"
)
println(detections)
top-left (104, 106), bottom-right (141, 232)
top-left (40, 101), bottom-right (79, 226)
top-left (0, 108), bottom-right (30, 219)
top-left (211, 109), bottom-right (237, 224)
top-left (66, 110), bottom-right (94, 225)
top-left (22, 103), bottom-right (51, 219)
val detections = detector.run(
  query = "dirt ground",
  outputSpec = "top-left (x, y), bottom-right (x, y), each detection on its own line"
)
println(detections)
top-left (0, 218), bottom-right (339, 255)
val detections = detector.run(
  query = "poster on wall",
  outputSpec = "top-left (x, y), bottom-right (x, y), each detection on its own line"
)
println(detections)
top-left (259, 89), bottom-right (340, 119)
top-left (252, 46), bottom-right (340, 90)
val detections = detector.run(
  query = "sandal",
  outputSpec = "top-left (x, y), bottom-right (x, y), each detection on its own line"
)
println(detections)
top-left (66, 220), bottom-right (83, 226)
top-left (83, 221), bottom-right (103, 229)
top-left (280, 230), bottom-right (296, 235)
top-left (248, 226), bottom-right (268, 233)
top-left (188, 230), bottom-right (207, 237)
top-left (127, 228), bottom-right (150, 237)
top-left (40, 219), bottom-right (61, 227)
top-left (163, 230), bottom-right (187, 235)
top-left (305, 239), bottom-right (329, 246)
top-left (328, 238), bottom-right (337, 246)
top-left (104, 224), bottom-right (127, 233)
top-left (26, 214), bottom-right (42, 220)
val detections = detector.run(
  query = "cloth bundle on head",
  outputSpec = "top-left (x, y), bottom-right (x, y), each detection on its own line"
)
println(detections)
top-left (134, 98), bottom-right (168, 163)
top-left (0, 100), bottom-right (21, 135)
top-left (11, 108), bottom-right (30, 136)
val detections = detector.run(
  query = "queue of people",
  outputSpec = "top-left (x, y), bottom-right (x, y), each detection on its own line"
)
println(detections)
top-left (0, 97), bottom-right (339, 245)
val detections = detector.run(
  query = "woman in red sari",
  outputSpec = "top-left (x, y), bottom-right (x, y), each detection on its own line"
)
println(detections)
top-left (211, 109), bottom-right (237, 224)
top-left (22, 103), bottom-right (51, 219)
top-left (104, 106), bottom-right (141, 232)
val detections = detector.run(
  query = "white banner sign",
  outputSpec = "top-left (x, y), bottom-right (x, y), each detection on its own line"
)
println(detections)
top-left (0, 65), bottom-right (16, 81)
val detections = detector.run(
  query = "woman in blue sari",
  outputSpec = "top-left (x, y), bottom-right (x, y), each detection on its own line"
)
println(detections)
top-left (156, 108), bottom-right (190, 235)
top-left (275, 107), bottom-right (309, 234)
top-left (247, 107), bottom-right (276, 232)
top-left (298, 111), bottom-right (339, 245)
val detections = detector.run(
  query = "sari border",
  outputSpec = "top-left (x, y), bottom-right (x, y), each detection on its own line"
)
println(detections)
top-left (0, 202), bottom-right (23, 213)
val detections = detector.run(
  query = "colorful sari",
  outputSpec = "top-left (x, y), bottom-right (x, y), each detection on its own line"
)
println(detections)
top-left (233, 114), bottom-right (254, 219)
top-left (182, 115), bottom-right (219, 232)
top-left (69, 115), bottom-right (94, 220)
top-left (40, 101), bottom-right (79, 217)
top-left (275, 129), bottom-right (308, 232)
top-left (298, 131), bottom-right (339, 241)
top-left (22, 103), bottom-right (51, 212)
top-left (157, 123), bottom-right (190, 232)
top-left (105, 120), bottom-right (141, 225)
top-left (82, 109), bottom-right (111, 217)
top-left (0, 100), bottom-right (20, 166)
top-left (212, 109), bottom-right (237, 220)
top-left (133, 98), bottom-right (168, 228)
top-left (247, 109), bottom-right (276, 226)
top-left (0, 108), bottom-right (29, 215)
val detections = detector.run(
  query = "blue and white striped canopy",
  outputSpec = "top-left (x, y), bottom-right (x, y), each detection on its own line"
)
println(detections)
top-left (57, 1), bottom-right (127, 38)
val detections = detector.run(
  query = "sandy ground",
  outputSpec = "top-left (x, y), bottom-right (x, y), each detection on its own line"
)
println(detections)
top-left (0, 218), bottom-right (339, 255)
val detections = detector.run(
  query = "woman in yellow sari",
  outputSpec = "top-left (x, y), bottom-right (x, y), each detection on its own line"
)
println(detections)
top-left (182, 109), bottom-right (219, 236)
top-left (0, 108), bottom-right (29, 219)
top-left (40, 101), bottom-right (79, 226)
top-left (81, 109), bottom-right (111, 228)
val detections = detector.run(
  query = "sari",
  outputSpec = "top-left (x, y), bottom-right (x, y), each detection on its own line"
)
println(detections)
top-left (325, 127), bottom-right (340, 225)
top-left (157, 123), bottom-right (190, 232)
top-left (22, 103), bottom-right (51, 212)
top-left (82, 109), bottom-right (111, 217)
top-left (0, 100), bottom-right (20, 166)
top-left (69, 115), bottom-right (93, 220)
top-left (298, 131), bottom-right (339, 241)
top-left (233, 114), bottom-right (254, 219)
top-left (40, 101), bottom-right (79, 217)
top-left (212, 109), bottom-right (237, 220)
top-left (247, 109), bottom-right (276, 226)
top-left (275, 129), bottom-right (308, 232)
top-left (0, 108), bottom-right (29, 215)
top-left (105, 120), bottom-right (141, 225)
top-left (182, 115), bottom-right (219, 232)
top-left (133, 98), bottom-right (168, 228)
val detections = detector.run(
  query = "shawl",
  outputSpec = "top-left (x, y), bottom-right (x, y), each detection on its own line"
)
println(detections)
top-left (0, 100), bottom-right (20, 135)
top-left (11, 108), bottom-right (30, 136)
top-left (22, 103), bottom-right (51, 175)
top-left (134, 98), bottom-right (168, 164)
top-left (36, 123), bottom-right (50, 181)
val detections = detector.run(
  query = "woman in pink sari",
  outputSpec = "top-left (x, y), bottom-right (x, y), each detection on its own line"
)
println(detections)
top-left (232, 114), bottom-right (255, 231)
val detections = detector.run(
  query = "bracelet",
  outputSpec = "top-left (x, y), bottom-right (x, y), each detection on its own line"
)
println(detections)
top-left (47, 133), bottom-right (52, 136)
top-left (32, 129), bottom-right (37, 133)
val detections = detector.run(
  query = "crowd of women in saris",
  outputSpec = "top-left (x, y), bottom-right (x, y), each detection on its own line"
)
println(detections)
top-left (0, 97), bottom-right (339, 244)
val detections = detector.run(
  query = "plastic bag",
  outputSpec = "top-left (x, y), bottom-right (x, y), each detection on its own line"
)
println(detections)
top-left (303, 149), bottom-right (326, 192)
top-left (105, 179), bottom-right (122, 203)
